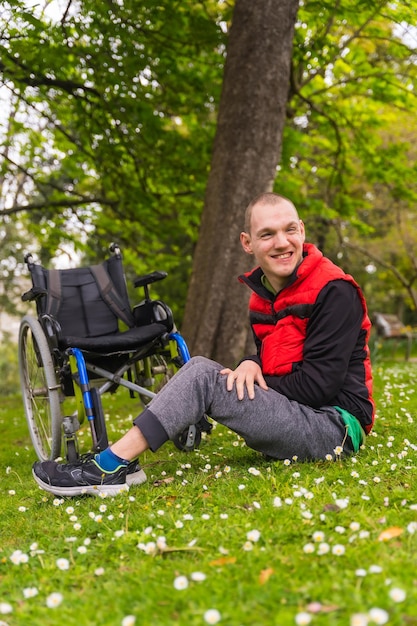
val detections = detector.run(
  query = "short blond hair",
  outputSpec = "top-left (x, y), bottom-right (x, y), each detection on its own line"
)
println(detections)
top-left (244, 193), bottom-right (298, 233)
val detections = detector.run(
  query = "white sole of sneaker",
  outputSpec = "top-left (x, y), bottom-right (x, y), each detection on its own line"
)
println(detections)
top-left (32, 468), bottom-right (129, 497)
top-left (126, 468), bottom-right (147, 487)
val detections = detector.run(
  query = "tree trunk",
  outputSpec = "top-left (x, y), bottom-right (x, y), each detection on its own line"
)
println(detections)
top-left (182, 0), bottom-right (299, 366)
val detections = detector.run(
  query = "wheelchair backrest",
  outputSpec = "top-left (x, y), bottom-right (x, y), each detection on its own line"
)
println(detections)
top-left (28, 255), bottom-right (134, 338)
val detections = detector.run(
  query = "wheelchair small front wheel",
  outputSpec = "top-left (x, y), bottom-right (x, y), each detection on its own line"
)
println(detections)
top-left (173, 424), bottom-right (202, 452)
top-left (65, 438), bottom-right (79, 463)
top-left (18, 315), bottom-right (63, 461)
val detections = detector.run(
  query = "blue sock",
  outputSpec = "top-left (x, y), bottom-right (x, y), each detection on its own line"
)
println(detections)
top-left (94, 447), bottom-right (129, 472)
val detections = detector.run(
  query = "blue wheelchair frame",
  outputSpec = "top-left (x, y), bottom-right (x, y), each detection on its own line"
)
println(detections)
top-left (68, 331), bottom-right (192, 451)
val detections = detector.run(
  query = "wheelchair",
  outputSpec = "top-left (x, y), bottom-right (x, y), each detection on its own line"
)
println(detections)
top-left (18, 244), bottom-right (212, 463)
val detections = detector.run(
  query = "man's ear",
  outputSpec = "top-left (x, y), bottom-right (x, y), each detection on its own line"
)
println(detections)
top-left (299, 220), bottom-right (306, 243)
top-left (240, 231), bottom-right (253, 254)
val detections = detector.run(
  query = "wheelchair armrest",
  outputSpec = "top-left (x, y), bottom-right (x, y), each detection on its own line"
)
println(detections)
top-left (133, 300), bottom-right (174, 332)
top-left (134, 271), bottom-right (167, 289)
top-left (21, 286), bottom-right (47, 302)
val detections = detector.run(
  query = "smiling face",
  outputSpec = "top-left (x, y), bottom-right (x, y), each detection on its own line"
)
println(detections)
top-left (240, 197), bottom-right (305, 292)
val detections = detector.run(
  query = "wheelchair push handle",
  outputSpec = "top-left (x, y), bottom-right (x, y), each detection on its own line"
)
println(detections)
top-left (24, 252), bottom-right (35, 267)
top-left (109, 244), bottom-right (168, 300)
top-left (109, 242), bottom-right (121, 257)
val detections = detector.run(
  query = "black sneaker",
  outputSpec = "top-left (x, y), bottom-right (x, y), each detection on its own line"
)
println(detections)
top-left (32, 457), bottom-right (130, 497)
top-left (77, 452), bottom-right (147, 488)
top-left (126, 459), bottom-right (147, 487)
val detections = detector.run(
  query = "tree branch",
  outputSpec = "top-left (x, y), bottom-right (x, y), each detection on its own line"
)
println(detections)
top-left (0, 53), bottom-right (100, 97)
top-left (0, 197), bottom-right (116, 216)
top-left (338, 236), bottom-right (417, 310)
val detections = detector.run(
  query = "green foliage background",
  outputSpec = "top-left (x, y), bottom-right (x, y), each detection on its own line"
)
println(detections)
top-left (1, 0), bottom-right (417, 326)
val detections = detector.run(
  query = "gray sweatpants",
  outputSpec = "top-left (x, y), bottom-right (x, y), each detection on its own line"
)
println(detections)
top-left (133, 356), bottom-right (354, 461)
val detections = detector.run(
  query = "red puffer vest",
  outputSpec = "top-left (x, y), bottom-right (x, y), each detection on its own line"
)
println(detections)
top-left (245, 243), bottom-right (372, 376)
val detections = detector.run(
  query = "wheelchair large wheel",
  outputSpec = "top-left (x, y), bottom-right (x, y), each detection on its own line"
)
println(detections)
top-left (18, 315), bottom-right (62, 461)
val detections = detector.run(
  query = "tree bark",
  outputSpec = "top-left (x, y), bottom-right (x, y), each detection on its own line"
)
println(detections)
top-left (182, 0), bottom-right (300, 366)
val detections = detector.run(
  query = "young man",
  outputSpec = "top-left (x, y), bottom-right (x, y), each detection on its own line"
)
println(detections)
top-left (33, 193), bottom-right (375, 496)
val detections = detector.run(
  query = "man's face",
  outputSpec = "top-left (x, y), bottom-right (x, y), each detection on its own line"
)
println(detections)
top-left (240, 199), bottom-right (305, 292)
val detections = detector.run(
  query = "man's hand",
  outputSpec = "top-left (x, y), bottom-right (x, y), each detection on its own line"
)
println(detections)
top-left (220, 360), bottom-right (268, 400)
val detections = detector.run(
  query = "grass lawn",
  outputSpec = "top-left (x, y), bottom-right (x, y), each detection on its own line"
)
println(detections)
top-left (1, 358), bottom-right (417, 626)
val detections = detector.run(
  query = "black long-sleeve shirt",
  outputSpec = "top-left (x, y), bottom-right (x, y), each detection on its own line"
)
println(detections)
top-left (244, 280), bottom-right (374, 429)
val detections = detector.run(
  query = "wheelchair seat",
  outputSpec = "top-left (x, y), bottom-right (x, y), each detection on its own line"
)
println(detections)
top-left (57, 325), bottom-right (167, 354)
